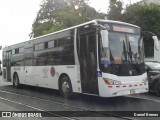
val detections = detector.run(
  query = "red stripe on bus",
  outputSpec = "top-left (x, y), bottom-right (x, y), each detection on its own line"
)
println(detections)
top-left (108, 86), bottom-right (113, 88)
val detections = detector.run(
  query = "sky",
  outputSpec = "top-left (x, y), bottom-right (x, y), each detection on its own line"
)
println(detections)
top-left (0, 0), bottom-right (141, 56)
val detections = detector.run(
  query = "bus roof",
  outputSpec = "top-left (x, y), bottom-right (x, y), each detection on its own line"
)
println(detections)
top-left (3, 19), bottom-right (140, 50)
top-left (31, 19), bottom-right (139, 41)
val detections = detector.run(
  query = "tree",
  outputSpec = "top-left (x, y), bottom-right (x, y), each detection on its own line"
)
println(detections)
top-left (107, 1), bottom-right (160, 58)
top-left (30, 0), bottom-right (106, 38)
top-left (30, 0), bottom-right (66, 38)
top-left (107, 0), bottom-right (123, 20)
top-left (121, 3), bottom-right (160, 58)
top-left (121, 3), bottom-right (160, 37)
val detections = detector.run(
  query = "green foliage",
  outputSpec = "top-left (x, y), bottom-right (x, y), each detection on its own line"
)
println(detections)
top-left (30, 0), bottom-right (66, 38)
top-left (30, 0), bottom-right (106, 38)
top-left (107, 2), bottom-right (160, 58)
top-left (122, 3), bottom-right (160, 38)
top-left (107, 1), bottom-right (160, 38)
top-left (107, 0), bottom-right (123, 20)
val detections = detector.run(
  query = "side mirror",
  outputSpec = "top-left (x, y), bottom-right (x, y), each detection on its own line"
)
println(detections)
top-left (145, 65), bottom-right (148, 70)
top-left (101, 30), bottom-right (109, 48)
top-left (152, 36), bottom-right (159, 51)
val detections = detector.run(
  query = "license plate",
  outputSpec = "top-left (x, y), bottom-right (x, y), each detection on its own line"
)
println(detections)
top-left (130, 89), bottom-right (135, 94)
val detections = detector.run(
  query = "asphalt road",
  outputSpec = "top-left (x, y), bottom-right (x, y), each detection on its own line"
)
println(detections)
top-left (0, 76), bottom-right (160, 120)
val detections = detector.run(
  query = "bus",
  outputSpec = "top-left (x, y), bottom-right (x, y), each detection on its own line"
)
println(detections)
top-left (2, 19), bottom-right (159, 98)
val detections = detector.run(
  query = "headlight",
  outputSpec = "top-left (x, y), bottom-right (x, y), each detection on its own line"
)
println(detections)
top-left (103, 78), bottom-right (122, 85)
top-left (142, 78), bottom-right (148, 83)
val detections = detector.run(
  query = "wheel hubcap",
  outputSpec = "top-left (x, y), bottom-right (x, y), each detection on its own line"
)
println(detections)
top-left (62, 81), bottom-right (69, 94)
top-left (14, 76), bottom-right (18, 86)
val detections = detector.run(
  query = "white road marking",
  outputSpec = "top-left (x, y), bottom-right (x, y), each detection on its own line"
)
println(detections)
top-left (0, 89), bottom-right (135, 120)
top-left (0, 96), bottom-right (78, 120)
top-left (0, 89), bottom-right (88, 110)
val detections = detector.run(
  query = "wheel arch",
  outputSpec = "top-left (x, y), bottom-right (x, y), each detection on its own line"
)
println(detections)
top-left (58, 73), bottom-right (71, 90)
top-left (13, 72), bottom-right (18, 82)
top-left (12, 71), bottom-right (21, 88)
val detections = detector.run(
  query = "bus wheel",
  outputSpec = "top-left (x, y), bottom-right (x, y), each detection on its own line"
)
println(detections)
top-left (13, 74), bottom-right (20, 88)
top-left (60, 76), bottom-right (73, 99)
top-left (154, 80), bottom-right (160, 96)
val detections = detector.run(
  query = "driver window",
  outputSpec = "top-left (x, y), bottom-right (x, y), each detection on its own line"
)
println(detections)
top-left (109, 32), bottom-right (126, 64)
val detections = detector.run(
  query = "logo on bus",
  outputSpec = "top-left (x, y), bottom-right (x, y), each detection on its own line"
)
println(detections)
top-left (97, 71), bottom-right (102, 77)
top-left (50, 67), bottom-right (55, 77)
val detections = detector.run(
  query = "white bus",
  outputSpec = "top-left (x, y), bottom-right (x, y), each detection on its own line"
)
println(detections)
top-left (2, 19), bottom-right (159, 98)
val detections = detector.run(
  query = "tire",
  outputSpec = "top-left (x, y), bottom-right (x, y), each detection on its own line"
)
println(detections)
top-left (60, 76), bottom-right (73, 99)
top-left (154, 80), bottom-right (160, 96)
top-left (13, 74), bottom-right (20, 88)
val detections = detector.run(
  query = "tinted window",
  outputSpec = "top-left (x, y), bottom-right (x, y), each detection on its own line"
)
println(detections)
top-left (34, 30), bottom-right (75, 66)
top-left (12, 49), bottom-right (15, 55)
top-left (34, 47), bottom-right (59, 66)
top-left (35, 43), bottom-right (45, 51)
top-left (25, 48), bottom-right (33, 66)
top-left (57, 37), bottom-right (74, 65)
top-left (15, 48), bottom-right (19, 54)
top-left (35, 51), bottom-right (46, 66)
top-left (39, 43), bottom-right (44, 50)
top-left (58, 37), bottom-right (73, 46)
top-left (35, 44), bottom-right (39, 51)
top-left (3, 52), bottom-right (7, 67)
top-left (48, 41), bottom-right (56, 48)
top-left (11, 54), bottom-right (24, 66)
top-left (19, 47), bottom-right (24, 53)
top-left (44, 48), bottom-right (59, 65)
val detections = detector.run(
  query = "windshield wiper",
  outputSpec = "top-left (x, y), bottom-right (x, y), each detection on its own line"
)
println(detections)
top-left (122, 40), bottom-right (129, 64)
top-left (128, 41), bottom-right (134, 63)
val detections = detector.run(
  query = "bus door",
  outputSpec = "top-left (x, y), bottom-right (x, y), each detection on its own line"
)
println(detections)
top-left (5, 51), bottom-right (12, 82)
top-left (78, 32), bottom-right (99, 95)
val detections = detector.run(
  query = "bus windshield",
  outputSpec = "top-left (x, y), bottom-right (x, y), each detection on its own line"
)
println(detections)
top-left (99, 31), bottom-right (145, 76)
top-left (108, 32), bottom-right (144, 64)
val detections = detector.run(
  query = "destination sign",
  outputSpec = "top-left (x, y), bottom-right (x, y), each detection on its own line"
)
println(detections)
top-left (113, 25), bottom-right (135, 33)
